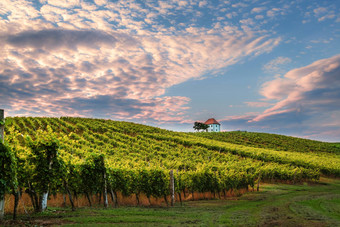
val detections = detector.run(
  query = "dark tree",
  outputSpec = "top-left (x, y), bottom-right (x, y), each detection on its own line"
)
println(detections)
top-left (193, 122), bottom-right (209, 132)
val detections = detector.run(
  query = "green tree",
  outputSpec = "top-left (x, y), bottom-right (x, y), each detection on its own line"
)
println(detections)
top-left (193, 122), bottom-right (209, 132)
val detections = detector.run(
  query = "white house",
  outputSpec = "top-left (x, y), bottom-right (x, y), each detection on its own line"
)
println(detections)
top-left (204, 118), bottom-right (220, 132)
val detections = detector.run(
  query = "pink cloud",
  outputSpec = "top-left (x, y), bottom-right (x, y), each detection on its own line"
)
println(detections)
top-left (251, 7), bottom-right (266, 14)
top-left (253, 55), bottom-right (340, 122)
top-left (263, 56), bottom-right (291, 73)
top-left (245, 102), bottom-right (273, 108)
top-left (250, 108), bottom-right (295, 122)
top-left (0, 0), bottom-right (282, 124)
top-left (214, 55), bottom-right (340, 141)
top-left (220, 113), bottom-right (257, 121)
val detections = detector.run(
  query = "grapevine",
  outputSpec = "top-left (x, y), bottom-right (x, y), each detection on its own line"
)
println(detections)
top-left (2, 116), bottom-right (336, 213)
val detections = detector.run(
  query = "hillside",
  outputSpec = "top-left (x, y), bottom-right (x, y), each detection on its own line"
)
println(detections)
top-left (3, 117), bottom-right (340, 209)
top-left (192, 131), bottom-right (340, 154)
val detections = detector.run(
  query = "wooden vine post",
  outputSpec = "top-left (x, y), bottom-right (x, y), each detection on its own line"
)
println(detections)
top-left (103, 170), bottom-right (108, 208)
top-left (0, 109), bottom-right (4, 219)
top-left (257, 172), bottom-right (261, 192)
top-left (170, 170), bottom-right (175, 206)
top-left (0, 109), bottom-right (4, 143)
top-left (101, 155), bottom-right (108, 208)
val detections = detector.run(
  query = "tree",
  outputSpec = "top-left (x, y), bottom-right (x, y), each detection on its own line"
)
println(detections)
top-left (193, 122), bottom-right (209, 132)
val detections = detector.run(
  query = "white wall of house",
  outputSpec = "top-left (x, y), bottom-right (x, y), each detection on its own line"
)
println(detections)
top-left (207, 124), bottom-right (220, 132)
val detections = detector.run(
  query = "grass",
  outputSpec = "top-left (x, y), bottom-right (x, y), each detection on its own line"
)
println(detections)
top-left (1, 178), bottom-right (339, 226)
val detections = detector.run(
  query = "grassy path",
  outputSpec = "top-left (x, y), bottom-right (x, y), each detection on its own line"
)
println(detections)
top-left (2, 178), bottom-right (339, 226)
top-left (219, 179), bottom-right (340, 226)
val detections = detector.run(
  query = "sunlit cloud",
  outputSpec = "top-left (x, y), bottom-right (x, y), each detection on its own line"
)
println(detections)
top-left (251, 7), bottom-right (266, 14)
top-left (263, 56), bottom-right (292, 74)
top-left (257, 54), bottom-right (340, 122)
top-left (255, 55), bottom-right (340, 115)
top-left (0, 0), bottom-right (281, 123)
top-left (221, 55), bottom-right (340, 141)
top-left (303, 4), bottom-right (340, 24)
top-left (245, 102), bottom-right (273, 108)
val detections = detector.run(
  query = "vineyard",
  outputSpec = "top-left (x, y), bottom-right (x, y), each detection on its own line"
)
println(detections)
top-left (192, 131), bottom-right (340, 154)
top-left (1, 117), bottom-right (340, 217)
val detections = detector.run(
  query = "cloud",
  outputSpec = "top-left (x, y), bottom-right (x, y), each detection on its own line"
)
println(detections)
top-left (94, 0), bottom-right (107, 6)
top-left (251, 7), bottom-right (266, 14)
top-left (56, 95), bottom-right (153, 116)
top-left (240, 18), bottom-right (255, 26)
top-left (263, 56), bottom-right (292, 74)
top-left (232, 3), bottom-right (247, 8)
top-left (226, 12), bottom-right (237, 19)
top-left (313, 7), bottom-right (327, 15)
top-left (266, 8), bottom-right (282, 18)
top-left (47, 0), bottom-right (80, 8)
top-left (1, 25), bottom-right (279, 121)
top-left (221, 55), bottom-right (340, 141)
top-left (245, 102), bottom-right (273, 108)
top-left (308, 6), bottom-right (339, 23)
top-left (0, 0), bottom-right (282, 124)
top-left (257, 55), bottom-right (340, 120)
top-left (198, 1), bottom-right (208, 8)
top-left (5, 29), bottom-right (119, 50)
top-left (318, 14), bottom-right (336, 22)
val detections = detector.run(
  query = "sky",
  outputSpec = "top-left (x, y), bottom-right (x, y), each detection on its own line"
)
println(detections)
top-left (0, 0), bottom-right (340, 142)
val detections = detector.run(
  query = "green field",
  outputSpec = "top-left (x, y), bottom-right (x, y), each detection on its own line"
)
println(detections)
top-left (2, 178), bottom-right (339, 226)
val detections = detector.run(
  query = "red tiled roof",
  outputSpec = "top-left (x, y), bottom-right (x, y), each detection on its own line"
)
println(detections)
top-left (204, 118), bottom-right (220, 125)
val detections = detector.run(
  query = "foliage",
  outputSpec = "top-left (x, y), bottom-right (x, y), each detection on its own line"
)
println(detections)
top-left (193, 122), bottom-right (209, 132)
top-left (80, 153), bottom-right (106, 196)
top-left (26, 127), bottom-right (64, 195)
top-left (147, 132), bottom-right (339, 176)
top-left (0, 142), bottom-right (17, 198)
top-left (193, 131), bottom-right (340, 154)
top-left (17, 126), bottom-right (66, 212)
top-left (4, 116), bottom-right (340, 209)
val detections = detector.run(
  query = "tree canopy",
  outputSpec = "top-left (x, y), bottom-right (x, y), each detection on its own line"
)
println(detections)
top-left (193, 122), bottom-right (209, 132)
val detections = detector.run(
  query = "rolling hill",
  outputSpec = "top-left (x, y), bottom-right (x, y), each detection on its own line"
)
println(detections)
top-left (3, 116), bottom-right (340, 209)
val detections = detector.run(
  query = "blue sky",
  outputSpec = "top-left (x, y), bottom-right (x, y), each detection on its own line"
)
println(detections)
top-left (0, 0), bottom-right (340, 141)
